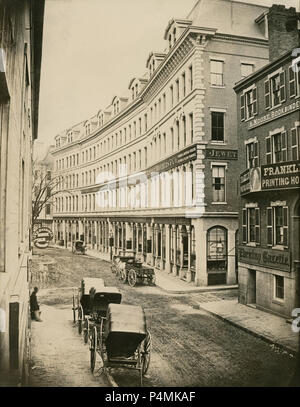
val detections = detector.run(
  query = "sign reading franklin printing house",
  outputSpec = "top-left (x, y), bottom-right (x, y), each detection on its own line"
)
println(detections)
top-left (261, 161), bottom-right (300, 191)
top-left (238, 246), bottom-right (290, 272)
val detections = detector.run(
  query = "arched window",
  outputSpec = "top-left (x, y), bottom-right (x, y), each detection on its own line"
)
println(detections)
top-left (207, 226), bottom-right (227, 285)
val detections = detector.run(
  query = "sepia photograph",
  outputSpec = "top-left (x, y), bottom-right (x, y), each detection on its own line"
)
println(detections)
top-left (0, 0), bottom-right (300, 393)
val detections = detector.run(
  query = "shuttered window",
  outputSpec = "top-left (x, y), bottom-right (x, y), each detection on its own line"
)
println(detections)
top-left (289, 66), bottom-right (296, 97)
top-left (291, 127), bottom-right (299, 160)
top-left (242, 208), bottom-right (247, 243)
top-left (265, 80), bottom-right (270, 109)
top-left (279, 71), bottom-right (286, 102)
top-left (241, 94), bottom-right (245, 121)
top-left (267, 207), bottom-right (273, 246)
top-left (246, 141), bottom-right (259, 168)
top-left (266, 136), bottom-right (272, 164)
top-left (255, 208), bottom-right (260, 244)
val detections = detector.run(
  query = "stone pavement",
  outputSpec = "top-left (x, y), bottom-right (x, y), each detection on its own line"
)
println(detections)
top-left (52, 246), bottom-right (299, 358)
top-left (29, 303), bottom-right (108, 387)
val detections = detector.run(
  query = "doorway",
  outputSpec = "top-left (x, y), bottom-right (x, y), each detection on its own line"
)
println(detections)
top-left (248, 269), bottom-right (256, 304)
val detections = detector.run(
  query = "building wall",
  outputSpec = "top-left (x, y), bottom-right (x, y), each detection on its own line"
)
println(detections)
top-left (51, 2), bottom-right (269, 288)
top-left (0, 0), bottom-right (44, 386)
top-left (235, 41), bottom-right (300, 317)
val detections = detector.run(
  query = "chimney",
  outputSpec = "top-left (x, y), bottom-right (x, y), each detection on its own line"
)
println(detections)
top-left (267, 4), bottom-right (300, 62)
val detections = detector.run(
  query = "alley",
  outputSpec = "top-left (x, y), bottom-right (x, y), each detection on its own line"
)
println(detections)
top-left (30, 247), bottom-right (296, 387)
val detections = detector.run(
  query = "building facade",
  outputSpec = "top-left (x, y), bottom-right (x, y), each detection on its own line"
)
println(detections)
top-left (234, 5), bottom-right (300, 318)
top-left (0, 0), bottom-right (45, 385)
top-left (52, 0), bottom-right (269, 287)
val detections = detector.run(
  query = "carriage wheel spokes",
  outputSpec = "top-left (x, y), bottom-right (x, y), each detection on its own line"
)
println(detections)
top-left (83, 318), bottom-right (89, 344)
top-left (72, 294), bottom-right (76, 324)
top-left (78, 306), bottom-right (83, 334)
top-left (141, 330), bottom-right (151, 376)
top-left (128, 269), bottom-right (137, 287)
top-left (90, 326), bottom-right (97, 373)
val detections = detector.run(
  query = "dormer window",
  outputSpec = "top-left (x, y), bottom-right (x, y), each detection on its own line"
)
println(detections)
top-left (67, 131), bottom-right (73, 143)
top-left (135, 83), bottom-right (138, 97)
top-left (85, 122), bottom-right (91, 136)
top-left (173, 28), bottom-right (176, 44)
top-left (169, 34), bottom-right (172, 50)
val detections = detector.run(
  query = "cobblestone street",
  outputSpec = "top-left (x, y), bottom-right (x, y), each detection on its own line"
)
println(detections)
top-left (29, 247), bottom-right (296, 387)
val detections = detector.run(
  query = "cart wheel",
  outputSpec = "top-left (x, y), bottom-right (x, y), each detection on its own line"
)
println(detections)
top-left (128, 269), bottom-right (137, 287)
top-left (99, 317), bottom-right (105, 361)
top-left (90, 326), bottom-right (97, 373)
top-left (72, 295), bottom-right (76, 323)
top-left (119, 270), bottom-right (127, 283)
top-left (78, 307), bottom-right (82, 334)
top-left (83, 318), bottom-right (89, 344)
top-left (141, 330), bottom-right (151, 375)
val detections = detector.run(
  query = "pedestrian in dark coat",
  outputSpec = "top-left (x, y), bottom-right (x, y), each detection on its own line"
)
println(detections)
top-left (30, 287), bottom-right (42, 322)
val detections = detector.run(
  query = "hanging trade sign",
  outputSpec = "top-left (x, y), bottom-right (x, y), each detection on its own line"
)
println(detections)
top-left (33, 227), bottom-right (53, 248)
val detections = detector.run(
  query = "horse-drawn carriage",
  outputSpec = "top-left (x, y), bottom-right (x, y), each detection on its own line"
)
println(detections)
top-left (72, 240), bottom-right (86, 255)
top-left (89, 302), bottom-right (151, 386)
top-left (72, 277), bottom-right (105, 339)
top-left (111, 251), bottom-right (156, 287)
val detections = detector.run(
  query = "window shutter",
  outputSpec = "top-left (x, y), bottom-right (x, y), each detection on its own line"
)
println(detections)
top-left (289, 66), bottom-right (296, 97)
top-left (255, 207), bottom-right (260, 244)
top-left (279, 71), bottom-right (286, 102)
top-left (266, 136), bottom-right (272, 164)
top-left (253, 87), bottom-right (258, 115)
top-left (254, 141), bottom-right (259, 167)
top-left (242, 208), bottom-right (247, 243)
top-left (265, 80), bottom-right (270, 109)
top-left (283, 206), bottom-right (288, 247)
top-left (281, 131), bottom-right (287, 162)
top-left (291, 128), bottom-right (298, 160)
top-left (267, 207), bottom-right (273, 246)
top-left (241, 94), bottom-right (245, 121)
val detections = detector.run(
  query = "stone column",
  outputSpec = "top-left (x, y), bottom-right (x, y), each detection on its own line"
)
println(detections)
top-left (146, 224), bottom-right (152, 265)
top-left (194, 218), bottom-right (207, 286)
top-left (165, 225), bottom-right (171, 273)
top-left (179, 225), bottom-right (185, 278)
top-left (227, 228), bottom-right (237, 285)
top-left (186, 225), bottom-right (192, 282)
top-left (172, 225), bottom-right (177, 277)
top-left (62, 219), bottom-right (66, 248)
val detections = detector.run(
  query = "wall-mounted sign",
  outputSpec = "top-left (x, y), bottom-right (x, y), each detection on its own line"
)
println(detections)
top-left (205, 148), bottom-right (238, 160)
top-left (238, 246), bottom-right (291, 272)
top-left (248, 100), bottom-right (300, 129)
top-left (240, 167), bottom-right (262, 195)
top-left (33, 227), bottom-right (53, 249)
top-left (261, 160), bottom-right (300, 191)
top-left (147, 144), bottom-right (197, 175)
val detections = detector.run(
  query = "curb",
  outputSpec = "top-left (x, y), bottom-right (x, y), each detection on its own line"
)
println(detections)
top-left (198, 304), bottom-right (298, 357)
top-left (154, 283), bottom-right (238, 295)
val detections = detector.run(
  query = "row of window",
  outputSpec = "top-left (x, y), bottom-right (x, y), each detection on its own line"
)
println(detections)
top-left (245, 126), bottom-right (300, 168)
top-left (242, 205), bottom-right (288, 248)
top-left (241, 65), bottom-right (300, 121)
top-left (211, 60), bottom-right (254, 88)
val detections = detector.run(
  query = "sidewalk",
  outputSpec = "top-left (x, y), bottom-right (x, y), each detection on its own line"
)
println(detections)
top-left (198, 299), bottom-right (299, 356)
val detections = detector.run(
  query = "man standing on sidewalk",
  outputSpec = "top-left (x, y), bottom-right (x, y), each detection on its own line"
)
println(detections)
top-left (30, 287), bottom-right (42, 322)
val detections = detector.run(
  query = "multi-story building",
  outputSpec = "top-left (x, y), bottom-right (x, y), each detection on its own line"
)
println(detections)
top-left (52, 0), bottom-right (270, 287)
top-left (0, 0), bottom-right (45, 385)
top-left (234, 5), bottom-right (300, 318)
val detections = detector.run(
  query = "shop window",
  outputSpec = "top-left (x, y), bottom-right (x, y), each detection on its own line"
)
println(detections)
top-left (211, 112), bottom-right (224, 142)
top-left (274, 275), bottom-right (284, 300)
top-left (267, 205), bottom-right (288, 247)
top-left (207, 227), bottom-right (227, 274)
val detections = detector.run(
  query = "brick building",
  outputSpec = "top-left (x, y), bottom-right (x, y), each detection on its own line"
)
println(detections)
top-left (234, 5), bottom-right (300, 318)
top-left (51, 0), bottom-right (269, 287)
top-left (0, 0), bottom-right (45, 385)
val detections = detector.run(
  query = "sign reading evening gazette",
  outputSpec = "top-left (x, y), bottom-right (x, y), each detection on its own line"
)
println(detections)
top-left (238, 246), bottom-right (291, 272)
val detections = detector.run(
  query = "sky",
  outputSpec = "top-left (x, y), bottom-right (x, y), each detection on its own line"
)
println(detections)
top-left (36, 0), bottom-right (300, 159)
